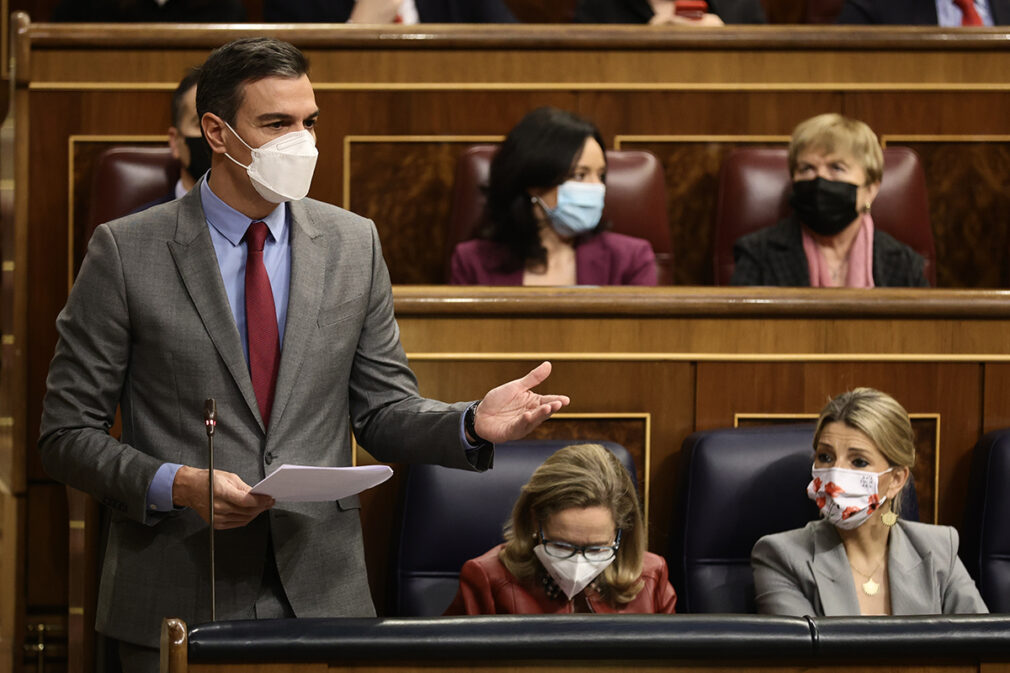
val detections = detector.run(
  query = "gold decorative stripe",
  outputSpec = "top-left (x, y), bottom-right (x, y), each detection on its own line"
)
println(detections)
top-left (29, 82), bottom-right (1010, 93)
top-left (1, 335), bottom-right (12, 345)
top-left (1, 261), bottom-right (14, 272)
top-left (0, 418), bottom-right (13, 427)
top-left (69, 607), bottom-right (84, 616)
top-left (0, 179), bottom-right (13, 190)
top-left (404, 352), bottom-right (1010, 363)
top-left (69, 520), bottom-right (85, 529)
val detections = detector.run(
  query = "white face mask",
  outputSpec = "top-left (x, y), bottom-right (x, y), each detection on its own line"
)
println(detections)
top-left (224, 121), bottom-right (318, 203)
top-left (533, 544), bottom-right (614, 600)
top-left (807, 466), bottom-right (892, 530)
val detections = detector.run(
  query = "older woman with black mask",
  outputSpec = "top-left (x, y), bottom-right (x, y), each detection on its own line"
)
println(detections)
top-left (731, 114), bottom-right (928, 288)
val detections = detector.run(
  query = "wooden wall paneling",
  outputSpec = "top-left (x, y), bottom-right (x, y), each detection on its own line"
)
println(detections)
top-left (983, 363), bottom-right (1010, 435)
top-left (882, 139), bottom-right (1010, 289)
top-left (344, 137), bottom-right (500, 285)
top-left (0, 489), bottom-right (23, 672)
top-left (695, 361), bottom-right (982, 526)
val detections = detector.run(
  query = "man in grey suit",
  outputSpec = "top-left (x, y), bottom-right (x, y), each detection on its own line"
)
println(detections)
top-left (39, 37), bottom-right (568, 672)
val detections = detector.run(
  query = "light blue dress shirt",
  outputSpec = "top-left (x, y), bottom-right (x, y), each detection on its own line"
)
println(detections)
top-left (936, 0), bottom-right (994, 25)
top-left (146, 177), bottom-right (290, 516)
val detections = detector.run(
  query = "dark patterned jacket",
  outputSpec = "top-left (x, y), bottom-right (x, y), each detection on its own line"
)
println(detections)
top-left (730, 217), bottom-right (929, 287)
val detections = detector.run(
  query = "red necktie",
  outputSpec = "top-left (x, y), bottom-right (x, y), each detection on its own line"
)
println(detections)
top-left (953, 0), bottom-right (983, 25)
top-left (244, 221), bottom-right (280, 428)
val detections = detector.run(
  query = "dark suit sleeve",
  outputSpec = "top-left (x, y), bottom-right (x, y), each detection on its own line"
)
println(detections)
top-left (709, 0), bottom-right (767, 23)
top-left (836, 0), bottom-right (877, 24)
top-left (469, 0), bottom-right (517, 22)
top-left (574, 0), bottom-right (645, 23)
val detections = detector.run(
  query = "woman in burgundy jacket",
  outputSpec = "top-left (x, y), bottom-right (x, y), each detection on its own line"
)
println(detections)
top-left (445, 443), bottom-right (676, 614)
top-left (449, 107), bottom-right (657, 287)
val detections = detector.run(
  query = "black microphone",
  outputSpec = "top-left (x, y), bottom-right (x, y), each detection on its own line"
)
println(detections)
top-left (204, 398), bottom-right (217, 621)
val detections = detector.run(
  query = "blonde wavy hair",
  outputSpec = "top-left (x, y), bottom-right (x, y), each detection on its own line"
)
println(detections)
top-left (814, 388), bottom-right (916, 516)
top-left (788, 113), bottom-right (884, 185)
top-left (500, 443), bottom-right (646, 605)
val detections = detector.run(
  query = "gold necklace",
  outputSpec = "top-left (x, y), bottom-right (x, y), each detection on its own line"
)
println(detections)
top-left (849, 559), bottom-right (884, 596)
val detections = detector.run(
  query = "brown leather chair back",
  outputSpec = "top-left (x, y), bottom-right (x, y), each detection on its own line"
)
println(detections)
top-left (87, 146), bottom-right (180, 241)
top-left (445, 145), bottom-right (673, 284)
top-left (712, 146), bottom-right (936, 286)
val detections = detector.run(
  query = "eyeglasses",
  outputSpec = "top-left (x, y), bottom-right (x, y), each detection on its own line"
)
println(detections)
top-left (538, 527), bottom-right (622, 562)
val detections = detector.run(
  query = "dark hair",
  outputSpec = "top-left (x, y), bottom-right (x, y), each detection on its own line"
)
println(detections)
top-left (196, 37), bottom-right (309, 126)
top-left (171, 67), bottom-right (201, 129)
top-left (482, 107), bottom-right (607, 270)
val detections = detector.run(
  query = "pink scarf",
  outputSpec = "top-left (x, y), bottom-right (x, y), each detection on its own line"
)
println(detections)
top-left (801, 214), bottom-right (875, 288)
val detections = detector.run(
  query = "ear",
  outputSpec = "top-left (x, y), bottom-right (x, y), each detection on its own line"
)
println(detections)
top-left (201, 112), bottom-right (228, 155)
top-left (863, 180), bottom-right (881, 209)
top-left (167, 126), bottom-right (183, 161)
top-left (886, 465), bottom-right (909, 500)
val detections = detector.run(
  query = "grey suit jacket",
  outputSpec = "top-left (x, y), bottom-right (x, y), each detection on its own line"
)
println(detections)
top-left (751, 519), bottom-right (988, 616)
top-left (39, 185), bottom-right (492, 647)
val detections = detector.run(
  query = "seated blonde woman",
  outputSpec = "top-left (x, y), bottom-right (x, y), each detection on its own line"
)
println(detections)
top-left (445, 443), bottom-right (676, 614)
top-left (752, 388), bottom-right (987, 616)
top-left (731, 114), bottom-right (928, 288)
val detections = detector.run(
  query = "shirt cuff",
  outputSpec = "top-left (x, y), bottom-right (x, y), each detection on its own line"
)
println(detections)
top-left (147, 462), bottom-right (183, 513)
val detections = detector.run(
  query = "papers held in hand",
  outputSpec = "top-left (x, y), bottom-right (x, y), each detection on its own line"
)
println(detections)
top-left (249, 464), bottom-right (393, 502)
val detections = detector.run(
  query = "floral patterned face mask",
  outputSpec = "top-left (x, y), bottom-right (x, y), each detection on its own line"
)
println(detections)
top-left (807, 466), bottom-right (892, 530)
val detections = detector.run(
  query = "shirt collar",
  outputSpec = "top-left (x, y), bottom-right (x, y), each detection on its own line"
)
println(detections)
top-left (200, 174), bottom-right (287, 246)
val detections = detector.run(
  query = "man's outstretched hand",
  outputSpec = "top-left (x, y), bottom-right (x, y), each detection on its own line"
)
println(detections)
top-left (472, 361), bottom-right (570, 443)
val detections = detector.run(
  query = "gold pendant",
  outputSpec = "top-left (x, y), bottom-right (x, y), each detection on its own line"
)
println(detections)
top-left (862, 578), bottom-right (879, 596)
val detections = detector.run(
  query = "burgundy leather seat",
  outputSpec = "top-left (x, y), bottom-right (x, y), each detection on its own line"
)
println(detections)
top-left (712, 146), bottom-right (936, 286)
top-left (445, 145), bottom-right (674, 284)
top-left (87, 146), bottom-right (179, 241)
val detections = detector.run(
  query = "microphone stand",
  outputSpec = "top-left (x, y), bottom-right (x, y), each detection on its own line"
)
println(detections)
top-left (204, 398), bottom-right (217, 622)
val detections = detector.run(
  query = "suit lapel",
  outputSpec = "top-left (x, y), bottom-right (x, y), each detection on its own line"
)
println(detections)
top-left (167, 188), bottom-right (262, 429)
top-left (887, 522), bottom-right (936, 615)
top-left (268, 200), bottom-right (327, 432)
top-left (810, 522), bottom-right (862, 616)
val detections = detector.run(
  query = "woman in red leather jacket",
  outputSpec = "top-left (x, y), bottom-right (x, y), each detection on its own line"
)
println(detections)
top-left (444, 443), bottom-right (677, 614)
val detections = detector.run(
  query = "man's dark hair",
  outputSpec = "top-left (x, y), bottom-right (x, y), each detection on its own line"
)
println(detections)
top-left (196, 37), bottom-right (309, 125)
top-left (171, 67), bottom-right (201, 129)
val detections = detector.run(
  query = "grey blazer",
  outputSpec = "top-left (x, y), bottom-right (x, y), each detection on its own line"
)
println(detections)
top-left (752, 519), bottom-right (988, 616)
top-left (38, 185), bottom-right (492, 647)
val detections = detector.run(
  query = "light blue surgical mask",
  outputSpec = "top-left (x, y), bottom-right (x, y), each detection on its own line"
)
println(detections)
top-left (534, 181), bottom-right (606, 238)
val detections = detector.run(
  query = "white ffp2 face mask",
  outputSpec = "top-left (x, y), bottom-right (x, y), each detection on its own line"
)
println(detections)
top-left (807, 466), bottom-right (892, 530)
top-left (533, 544), bottom-right (614, 600)
top-left (224, 122), bottom-right (318, 203)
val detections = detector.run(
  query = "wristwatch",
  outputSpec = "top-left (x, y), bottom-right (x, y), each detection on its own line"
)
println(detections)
top-left (464, 400), bottom-right (491, 447)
